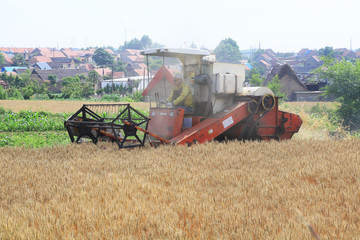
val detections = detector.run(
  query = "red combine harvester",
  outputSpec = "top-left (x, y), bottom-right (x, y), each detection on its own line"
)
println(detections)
top-left (65, 48), bottom-right (302, 148)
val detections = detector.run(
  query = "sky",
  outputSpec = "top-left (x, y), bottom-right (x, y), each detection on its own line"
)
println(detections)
top-left (1, 0), bottom-right (359, 53)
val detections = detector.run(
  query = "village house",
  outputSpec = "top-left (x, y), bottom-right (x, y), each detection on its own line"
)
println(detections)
top-left (126, 62), bottom-right (148, 77)
top-left (252, 50), bottom-right (279, 70)
top-left (341, 50), bottom-right (357, 59)
top-left (304, 55), bottom-right (322, 69)
top-left (61, 48), bottom-right (95, 63)
top-left (94, 67), bottom-right (112, 77)
top-left (121, 49), bottom-right (144, 64)
top-left (30, 68), bottom-right (90, 89)
top-left (10, 48), bottom-right (34, 60)
top-left (0, 52), bottom-right (13, 67)
top-left (31, 48), bottom-right (67, 58)
top-left (296, 48), bottom-right (318, 60)
top-left (29, 56), bottom-right (52, 65)
top-left (49, 58), bottom-right (76, 69)
top-left (264, 64), bottom-right (312, 101)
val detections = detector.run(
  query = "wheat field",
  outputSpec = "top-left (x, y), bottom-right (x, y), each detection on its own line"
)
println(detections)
top-left (1, 140), bottom-right (360, 239)
top-left (0, 100), bottom-right (150, 113)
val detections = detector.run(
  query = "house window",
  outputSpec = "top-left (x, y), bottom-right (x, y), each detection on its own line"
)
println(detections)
top-left (68, 64), bottom-right (71, 68)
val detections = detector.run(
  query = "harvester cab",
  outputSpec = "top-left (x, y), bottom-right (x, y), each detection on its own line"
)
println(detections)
top-left (64, 47), bottom-right (302, 149)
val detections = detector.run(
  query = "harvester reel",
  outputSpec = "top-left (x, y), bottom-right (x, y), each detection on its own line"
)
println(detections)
top-left (261, 94), bottom-right (275, 110)
top-left (65, 104), bottom-right (150, 149)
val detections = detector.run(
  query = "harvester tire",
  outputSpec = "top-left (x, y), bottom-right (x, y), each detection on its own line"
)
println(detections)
top-left (261, 94), bottom-right (275, 110)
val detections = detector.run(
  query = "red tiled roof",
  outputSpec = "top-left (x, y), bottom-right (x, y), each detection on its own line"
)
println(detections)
top-left (113, 71), bottom-right (125, 78)
top-left (135, 56), bottom-right (144, 62)
top-left (312, 56), bottom-right (321, 62)
top-left (95, 67), bottom-right (112, 76)
top-left (261, 54), bottom-right (272, 61)
top-left (126, 49), bottom-right (141, 55)
top-left (127, 55), bottom-right (138, 62)
top-left (0, 47), bottom-right (11, 52)
top-left (42, 51), bottom-right (66, 58)
top-left (11, 48), bottom-right (34, 54)
top-left (134, 69), bottom-right (146, 76)
top-left (142, 65), bottom-right (174, 96)
top-left (341, 50), bottom-right (356, 57)
top-left (32, 56), bottom-right (52, 63)
top-left (87, 49), bottom-right (96, 54)
top-left (61, 49), bottom-right (95, 58)
top-left (137, 63), bottom-right (147, 69)
top-left (5, 72), bottom-right (18, 77)
top-left (33, 48), bottom-right (66, 58)
top-left (104, 49), bottom-right (114, 55)
top-left (82, 64), bottom-right (95, 71)
top-left (61, 50), bottom-right (79, 58)
top-left (1, 52), bottom-right (13, 64)
top-left (260, 60), bottom-right (271, 67)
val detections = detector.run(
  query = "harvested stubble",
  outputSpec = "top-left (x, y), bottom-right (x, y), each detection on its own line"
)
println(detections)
top-left (1, 140), bottom-right (360, 239)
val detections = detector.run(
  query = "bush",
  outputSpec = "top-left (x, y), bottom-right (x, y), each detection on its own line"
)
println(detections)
top-left (22, 87), bottom-right (34, 100)
top-left (0, 106), bottom-right (5, 114)
top-left (101, 94), bottom-right (121, 102)
top-left (9, 89), bottom-right (24, 100)
top-left (0, 86), bottom-right (7, 99)
top-left (131, 91), bottom-right (144, 102)
top-left (317, 59), bottom-right (360, 130)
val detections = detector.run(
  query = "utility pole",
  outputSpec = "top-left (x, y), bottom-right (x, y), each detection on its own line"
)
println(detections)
top-left (111, 64), bottom-right (114, 93)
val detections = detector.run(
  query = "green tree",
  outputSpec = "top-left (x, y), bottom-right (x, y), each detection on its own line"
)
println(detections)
top-left (47, 74), bottom-right (58, 85)
top-left (120, 35), bottom-right (153, 50)
top-left (147, 57), bottom-right (163, 71)
top-left (319, 46), bottom-right (334, 57)
top-left (113, 59), bottom-right (127, 73)
top-left (247, 67), bottom-right (265, 85)
top-left (316, 59), bottom-right (360, 130)
top-left (249, 73), bottom-right (264, 86)
top-left (267, 75), bottom-right (286, 99)
top-left (82, 83), bottom-right (95, 98)
top-left (0, 86), bottom-right (7, 99)
top-left (9, 88), bottom-right (23, 99)
top-left (61, 76), bottom-right (95, 99)
top-left (12, 53), bottom-right (27, 67)
top-left (93, 48), bottom-right (114, 66)
top-left (214, 38), bottom-right (242, 63)
top-left (22, 87), bottom-right (34, 99)
top-left (88, 70), bottom-right (100, 85)
top-left (140, 35), bottom-right (152, 49)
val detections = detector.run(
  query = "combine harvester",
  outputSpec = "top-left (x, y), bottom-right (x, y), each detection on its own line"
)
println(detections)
top-left (65, 48), bottom-right (302, 149)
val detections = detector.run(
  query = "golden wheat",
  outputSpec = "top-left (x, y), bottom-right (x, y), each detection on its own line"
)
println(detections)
top-left (1, 140), bottom-right (359, 239)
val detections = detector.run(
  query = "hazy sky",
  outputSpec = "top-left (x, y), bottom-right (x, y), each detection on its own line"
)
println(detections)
top-left (1, 0), bottom-right (359, 52)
